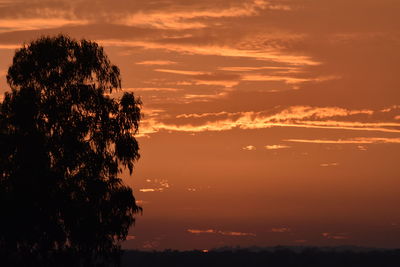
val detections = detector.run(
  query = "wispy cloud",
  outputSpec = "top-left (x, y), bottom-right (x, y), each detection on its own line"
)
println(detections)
top-left (242, 74), bottom-right (339, 84)
top-left (154, 69), bottom-right (207, 76)
top-left (320, 163), bottom-right (339, 167)
top-left (265, 145), bottom-right (290, 150)
top-left (322, 232), bottom-right (349, 240)
top-left (136, 60), bottom-right (178, 66)
top-left (139, 178), bottom-right (170, 193)
top-left (138, 106), bottom-right (397, 136)
top-left (0, 18), bottom-right (88, 33)
top-left (126, 235), bottom-right (136, 241)
top-left (187, 229), bottom-right (256, 237)
top-left (271, 227), bottom-right (291, 233)
top-left (125, 87), bottom-right (181, 92)
top-left (243, 145), bottom-right (257, 151)
top-left (219, 231), bottom-right (256, 237)
top-left (118, 0), bottom-right (289, 30)
top-left (285, 137), bottom-right (400, 144)
top-left (98, 40), bottom-right (319, 66)
top-left (187, 229), bottom-right (216, 234)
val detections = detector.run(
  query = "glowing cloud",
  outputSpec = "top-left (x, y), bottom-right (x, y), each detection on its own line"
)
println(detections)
top-left (118, 0), bottom-right (288, 30)
top-left (265, 145), bottom-right (290, 150)
top-left (98, 40), bottom-right (319, 66)
top-left (187, 229), bottom-right (216, 234)
top-left (187, 229), bottom-right (256, 236)
top-left (322, 233), bottom-right (349, 240)
top-left (285, 137), bottom-right (400, 144)
top-left (320, 163), bottom-right (339, 167)
top-left (154, 69), bottom-right (207, 76)
top-left (271, 227), bottom-right (291, 233)
top-left (0, 18), bottom-right (88, 33)
top-left (138, 106), bottom-right (397, 136)
top-left (136, 60), bottom-right (178, 65)
top-left (243, 145), bottom-right (256, 151)
top-left (219, 231), bottom-right (256, 237)
top-left (125, 87), bottom-right (181, 92)
top-left (126, 235), bottom-right (136, 241)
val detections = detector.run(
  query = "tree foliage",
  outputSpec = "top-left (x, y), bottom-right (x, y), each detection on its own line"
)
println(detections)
top-left (0, 35), bottom-right (142, 266)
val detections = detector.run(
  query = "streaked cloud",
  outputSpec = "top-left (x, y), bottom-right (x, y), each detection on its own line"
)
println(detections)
top-left (271, 227), bottom-right (291, 233)
top-left (138, 106), bottom-right (398, 136)
top-left (154, 69), bottom-right (207, 76)
top-left (285, 137), bottom-right (400, 144)
top-left (219, 231), bottom-right (256, 237)
top-left (139, 188), bottom-right (161, 193)
top-left (219, 66), bottom-right (297, 72)
top-left (265, 145), bottom-right (290, 150)
top-left (139, 179), bottom-right (170, 193)
top-left (99, 40), bottom-right (319, 66)
top-left (136, 60), bottom-right (178, 66)
top-left (322, 232), bottom-right (349, 240)
top-left (380, 105), bottom-right (400, 113)
top-left (320, 163), bottom-right (339, 167)
top-left (187, 229), bottom-right (216, 234)
top-left (135, 200), bottom-right (149, 205)
top-left (187, 229), bottom-right (256, 237)
top-left (125, 87), bottom-right (181, 92)
top-left (126, 235), bottom-right (136, 241)
top-left (0, 18), bottom-right (88, 33)
top-left (118, 0), bottom-right (289, 30)
top-left (242, 74), bottom-right (338, 84)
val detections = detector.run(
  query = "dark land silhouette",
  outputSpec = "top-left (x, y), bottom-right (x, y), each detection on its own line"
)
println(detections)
top-left (0, 35), bottom-right (142, 266)
top-left (121, 247), bottom-right (400, 267)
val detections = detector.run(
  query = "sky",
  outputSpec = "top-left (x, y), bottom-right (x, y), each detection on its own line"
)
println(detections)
top-left (0, 0), bottom-right (400, 251)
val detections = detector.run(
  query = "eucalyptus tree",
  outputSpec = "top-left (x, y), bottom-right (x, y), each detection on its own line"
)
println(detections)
top-left (0, 35), bottom-right (142, 266)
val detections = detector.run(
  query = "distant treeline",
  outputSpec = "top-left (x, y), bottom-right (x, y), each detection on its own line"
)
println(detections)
top-left (122, 247), bottom-right (400, 267)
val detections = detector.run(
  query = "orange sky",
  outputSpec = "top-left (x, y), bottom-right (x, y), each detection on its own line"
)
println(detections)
top-left (1, 0), bottom-right (400, 250)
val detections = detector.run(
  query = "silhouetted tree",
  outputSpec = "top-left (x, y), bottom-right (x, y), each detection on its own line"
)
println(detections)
top-left (0, 35), bottom-right (142, 266)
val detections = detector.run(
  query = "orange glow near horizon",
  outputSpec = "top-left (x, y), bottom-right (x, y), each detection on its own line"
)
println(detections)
top-left (0, 0), bottom-right (399, 251)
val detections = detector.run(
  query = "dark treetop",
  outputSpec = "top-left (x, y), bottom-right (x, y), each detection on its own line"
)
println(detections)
top-left (0, 35), bottom-right (142, 267)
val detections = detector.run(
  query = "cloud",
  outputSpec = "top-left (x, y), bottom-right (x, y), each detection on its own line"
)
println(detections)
top-left (139, 188), bottom-right (160, 193)
top-left (154, 69), bottom-right (240, 89)
top-left (320, 163), bottom-right (339, 167)
top-left (98, 40), bottom-right (319, 66)
top-left (136, 60), bottom-right (178, 65)
top-left (243, 145), bottom-right (256, 151)
top-left (0, 44), bottom-right (21, 49)
top-left (242, 74), bottom-right (340, 84)
top-left (126, 235), bottom-right (136, 241)
top-left (285, 137), bottom-right (400, 144)
top-left (138, 106), bottom-right (397, 136)
top-left (271, 227), bottom-right (291, 233)
top-left (322, 232), bottom-right (349, 240)
top-left (187, 229), bottom-right (256, 237)
top-left (380, 105), bottom-right (400, 113)
top-left (117, 0), bottom-right (288, 30)
top-left (0, 18), bottom-right (88, 33)
top-left (154, 69), bottom-right (207, 76)
top-left (176, 111), bottom-right (240, 119)
top-left (125, 87), bottom-right (181, 92)
top-left (187, 229), bottom-right (216, 234)
top-left (139, 179), bottom-right (170, 193)
top-left (265, 145), bottom-right (290, 150)
top-left (142, 240), bottom-right (160, 249)
top-left (135, 200), bottom-right (149, 205)
top-left (219, 231), bottom-right (256, 237)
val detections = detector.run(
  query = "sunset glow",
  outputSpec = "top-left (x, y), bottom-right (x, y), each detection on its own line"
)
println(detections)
top-left (0, 0), bottom-right (399, 251)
